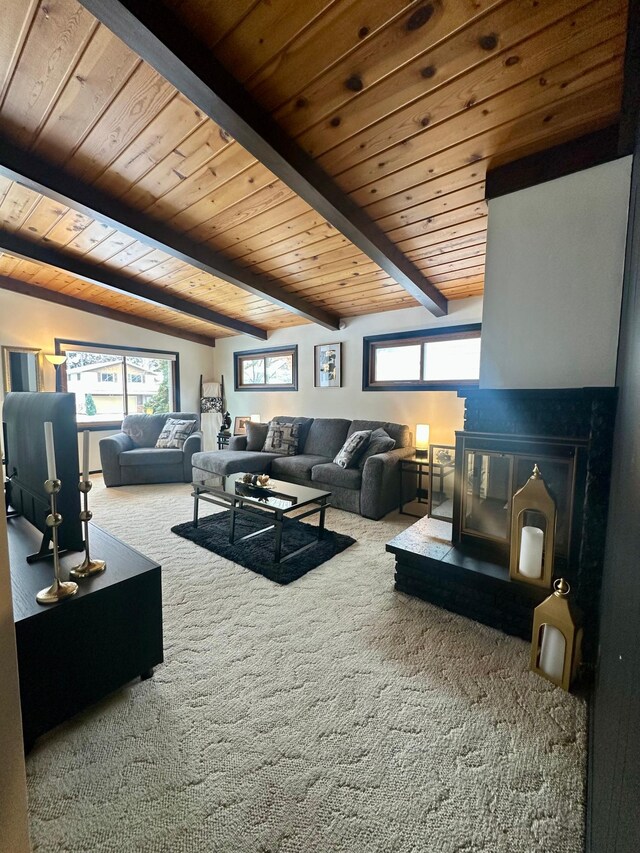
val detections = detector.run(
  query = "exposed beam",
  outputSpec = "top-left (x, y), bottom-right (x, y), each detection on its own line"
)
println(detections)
top-left (0, 230), bottom-right (267, 340)
top-left (486, 125), bottom-right (622, 201)
top-left (619, 0), bottom-right (640, 155)
top-left (78, 0), bottom-right (448, 318)
top-left (0, 134), bottom-right (336, 332)
top-left (0, 275), bottom-right (216, 347)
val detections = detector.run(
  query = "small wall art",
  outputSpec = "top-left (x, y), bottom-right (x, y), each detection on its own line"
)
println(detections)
top-left (314, 343), bottom-right (342, 388)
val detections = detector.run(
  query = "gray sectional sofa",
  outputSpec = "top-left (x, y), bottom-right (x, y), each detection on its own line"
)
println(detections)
top-left (191, 416), bottom-right (414, 520)
top-left (100, 412), bottom-right (202, 486)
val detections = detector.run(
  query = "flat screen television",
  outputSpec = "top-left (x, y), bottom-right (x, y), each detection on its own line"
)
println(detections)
top-left (3, 391), bottom-right (83, 554)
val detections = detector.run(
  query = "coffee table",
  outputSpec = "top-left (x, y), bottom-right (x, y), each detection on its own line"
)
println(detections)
top-left (191, 473), bottom-right (331, 564)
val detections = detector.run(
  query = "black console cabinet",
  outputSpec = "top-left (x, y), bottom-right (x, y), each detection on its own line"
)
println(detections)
top-left (9, 517), bottom-right (163, 751)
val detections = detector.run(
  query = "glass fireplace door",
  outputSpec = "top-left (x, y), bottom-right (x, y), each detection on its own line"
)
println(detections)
top-left (463, 452), bottom-right (513, 543)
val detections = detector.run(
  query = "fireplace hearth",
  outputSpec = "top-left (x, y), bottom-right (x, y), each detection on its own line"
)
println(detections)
top-left (387, 388), bottom-right (617, 667)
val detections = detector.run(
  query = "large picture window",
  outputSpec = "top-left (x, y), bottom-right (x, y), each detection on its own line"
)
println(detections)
top-left (234, 345), bottom-right (298, 391)
top-left (363, 324), bottom-right (481, 391)
top-left (55, 340), bottom-right (179, 426)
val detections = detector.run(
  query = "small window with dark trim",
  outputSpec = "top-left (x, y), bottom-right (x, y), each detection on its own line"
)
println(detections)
top-left (363, 324), bottom-right (481, 391)
top-left (234, 345), bottom-right (298, 392)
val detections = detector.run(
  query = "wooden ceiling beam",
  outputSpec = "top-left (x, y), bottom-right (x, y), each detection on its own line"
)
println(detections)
top-left (619, 0), bottom-right (640, 155)
top-left (77, 0), bottom-right (448, 318)
top-left (0, 275), bottom-right (217, 347)
top-left (0, 135), bottom-right (338, 331)
top-left (486, 125), bottom-right (622, 201)
top-left (0, 230), bottom-right (267, 340)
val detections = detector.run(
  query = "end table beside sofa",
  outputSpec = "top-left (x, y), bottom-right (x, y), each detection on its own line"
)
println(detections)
top-left (191, 416), bottom-right (414, 520)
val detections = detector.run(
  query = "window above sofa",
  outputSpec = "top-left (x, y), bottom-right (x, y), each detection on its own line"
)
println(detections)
top-left (234, 345), bottom-right (298, 392)
top-left (362, 324), bottom-right (481, 392)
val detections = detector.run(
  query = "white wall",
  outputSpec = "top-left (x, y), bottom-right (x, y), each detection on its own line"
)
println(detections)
top-left (0, 289), bottom-right (214, 470)
top-left (480, 157), bottom-right (632, 389)
top-left (213, 297), bottom-right (483, 446)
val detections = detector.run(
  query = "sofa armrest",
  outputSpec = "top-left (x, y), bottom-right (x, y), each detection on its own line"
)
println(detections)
top-left (228, 435), bottom-right (247, 451)
top-left (99, 432), bottom-right (134, 487)
top-left (360, 446), bottom-right (415, 519)
top-left (182, 430), bottom-right (203, 480)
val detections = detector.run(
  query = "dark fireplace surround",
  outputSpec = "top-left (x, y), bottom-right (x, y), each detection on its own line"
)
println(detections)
top-left (387, 388), bottom-right (617, 667)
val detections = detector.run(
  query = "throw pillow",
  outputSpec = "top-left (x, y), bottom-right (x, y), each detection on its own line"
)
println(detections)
top-left (262, 419), bottom-right (300, 456)
top-left (333, 429), bottom-right (372, 469)
top-left (246, 421), bottom-right (269, 451)
top-left (358, 427), bottom-right (396, 468)
top-left (155, 418), bottom-right (196, 449)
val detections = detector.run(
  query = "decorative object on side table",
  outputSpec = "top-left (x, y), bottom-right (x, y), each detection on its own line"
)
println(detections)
top-left (234, 414), bottom-right (260, 435)
top-left (530, 578), bottom-right (583, 691)
top-left (509, 463), bottom-right (557, 588)
top-left (314, 343), bottom-right (342, 388)
top-left (36, 422), bottom-right (78, 605)
top-left (70, 430), bottom-right (106, 579)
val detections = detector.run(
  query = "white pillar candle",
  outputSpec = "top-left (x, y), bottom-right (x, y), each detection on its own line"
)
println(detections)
top-left (43, 421), bottom-right (57, 481)
top-left (539, 624), bottom-right (566, 682)
top-left (519, 525), bottom-right (544, 578)
top-left (82, 430), bottom-right (90, 482)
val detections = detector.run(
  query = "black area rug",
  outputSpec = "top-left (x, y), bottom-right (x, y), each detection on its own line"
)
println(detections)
top-left (171, 511), bottom-right (356, 584)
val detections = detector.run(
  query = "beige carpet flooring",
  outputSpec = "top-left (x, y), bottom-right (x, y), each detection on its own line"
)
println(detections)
top-left (25, 479), bottom-right (587, 852)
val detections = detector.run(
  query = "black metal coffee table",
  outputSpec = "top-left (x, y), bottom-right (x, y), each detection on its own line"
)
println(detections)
top-left (191, 473), bottom-right (331, 564)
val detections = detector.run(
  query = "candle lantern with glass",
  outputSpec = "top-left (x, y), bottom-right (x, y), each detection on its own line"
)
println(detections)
top-left (509, 464), bottom-right (557, 588)
top-left (530, 578), bottom-right (582, 690)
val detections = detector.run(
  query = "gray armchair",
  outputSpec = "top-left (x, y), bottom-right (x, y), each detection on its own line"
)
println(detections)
top-left (100, 412), bottom-right (201, 486)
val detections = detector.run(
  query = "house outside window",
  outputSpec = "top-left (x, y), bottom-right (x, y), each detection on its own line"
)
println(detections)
top-left (55, 340), bottom-right (179, 426)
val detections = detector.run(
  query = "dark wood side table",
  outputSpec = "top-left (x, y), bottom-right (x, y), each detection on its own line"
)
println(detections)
top-left (9, 517), bottom-right (163, 751)
top-left (217, 432), bottom-right (231, 450)
top-left (400, 456), bottom-right (430, 517)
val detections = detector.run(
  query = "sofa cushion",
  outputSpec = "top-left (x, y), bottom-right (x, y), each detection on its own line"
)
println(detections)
top-left (271, 454), bottom-right (331, 480)
top-left (120, 447), bottom-right (184, 466)
top-left (246, 421), bottom-right (268, 451)
top-left (312, 462), bottom-right (362, 490)
top-left (263, 419), bottom-right (302, 455)
top-left (333, 430), bottom-right (371, 469)
top-left (358, 427), bottom-right (396, 468)
top-left (348, 419), bottom-right (410, 449)
top-left (302, 418), bottom-right (351, 458)
top-left (191, 450), bottom-right (282, 477)
top-left (156, 417), bottom-right (196, 449)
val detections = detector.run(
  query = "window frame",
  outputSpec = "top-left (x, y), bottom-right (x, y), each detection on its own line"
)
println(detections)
top-left (234, 345), bottom-right (298, 392)
top-left (362, 323), bottom-right (482, 392)
top-left (54, 338), bottom-right (180, 430)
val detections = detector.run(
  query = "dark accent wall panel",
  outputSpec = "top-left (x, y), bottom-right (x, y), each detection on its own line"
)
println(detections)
top-left (589, 135), bottom-right (640, 849)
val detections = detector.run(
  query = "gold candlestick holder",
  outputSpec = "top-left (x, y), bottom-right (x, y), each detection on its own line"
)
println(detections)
top-left (70, 479), bottom-right (106, 579)
top-left (36, 479), bottom-right (79, 605)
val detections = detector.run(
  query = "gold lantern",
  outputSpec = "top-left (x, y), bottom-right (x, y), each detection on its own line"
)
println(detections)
top-left (530, 578), bottom-right (582, 691)
top-left (509, 464), bottom-right (557, 588)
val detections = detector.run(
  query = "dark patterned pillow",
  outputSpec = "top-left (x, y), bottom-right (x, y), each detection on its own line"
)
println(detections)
top-left (155, 418), bottom-right (196, 449)
top-left (263, 419), bottom-right (300, 456)
top-left (333, 430), bottom-right (372, 469)
top-left (358, 427), bottom-right (396, 468)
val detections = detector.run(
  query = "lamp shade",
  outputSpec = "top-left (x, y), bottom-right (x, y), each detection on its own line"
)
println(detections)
top-left (44, 354), bottom-right (67, 366)
top-left (250, 414), bottom-right (261, 422)
top-left (415, 424), bottom-right (430, 451)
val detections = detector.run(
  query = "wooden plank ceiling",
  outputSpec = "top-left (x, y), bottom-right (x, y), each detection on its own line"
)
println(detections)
top-left (0, 0), bottom-right (626, 342)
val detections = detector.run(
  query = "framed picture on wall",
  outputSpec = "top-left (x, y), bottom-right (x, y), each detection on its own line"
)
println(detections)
top-left (233, 416), bottom-right (253, 435)
top-left (314, 343), bottom-right (342, 388)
